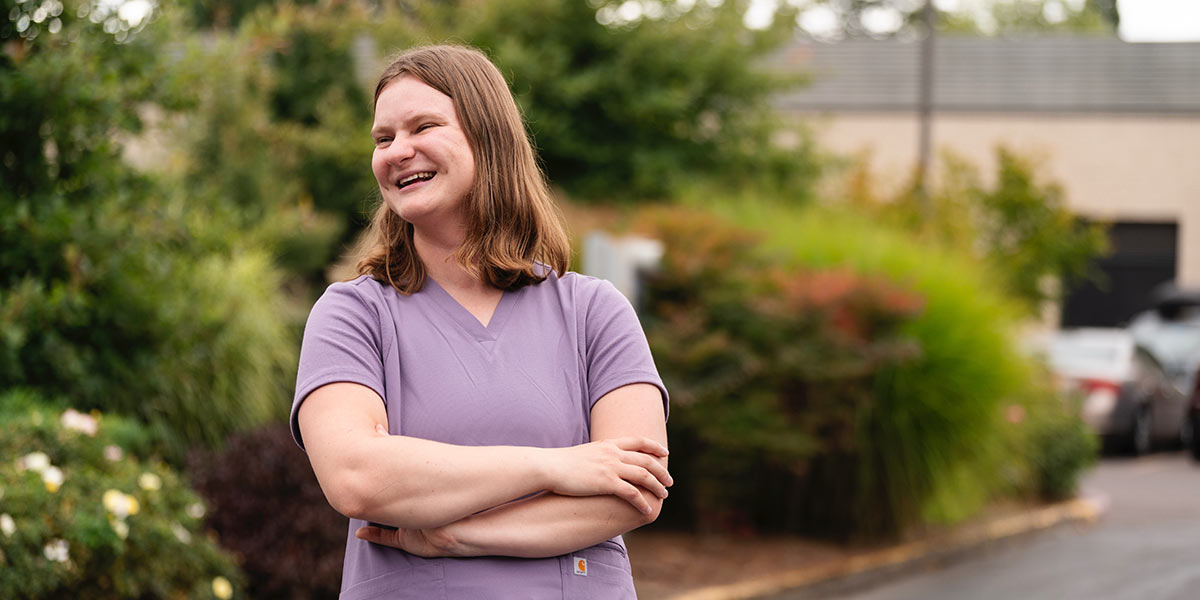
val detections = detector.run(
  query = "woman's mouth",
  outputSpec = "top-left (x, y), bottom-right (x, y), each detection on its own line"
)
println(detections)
top-left (397, 172), bottom-right (435, 189)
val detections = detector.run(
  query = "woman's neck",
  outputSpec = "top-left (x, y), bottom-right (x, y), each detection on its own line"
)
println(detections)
top-left (413, 227), bottom-right (493, 296)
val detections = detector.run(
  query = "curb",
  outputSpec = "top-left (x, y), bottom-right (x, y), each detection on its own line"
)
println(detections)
top-left (672, 494), bottom-right (1107, 600)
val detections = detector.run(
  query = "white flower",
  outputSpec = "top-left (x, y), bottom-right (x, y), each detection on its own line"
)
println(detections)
top-left (0, 513), bottom-right (15, 537)
top-left (186, 502), bottom-right (206, 520)
top-left (103, 445), bottom-right (124, 462)
top-left (170, 522), bottom-right (192, 544)
top-left (43, 539), bottom-right (69, 563)
top-left (138, 472), bottom-right (162, 491)
top-left (102, 489), bottom-right (140, 518)
top-left (110, 517), bottom-right (129, 540)
top-left (18, 451), bottom-right (51, 473)
top-left (60, 408), bottom-right (98, 436)
top-left (42, 466), bottom-right (64, 493)
top-left (212, 576), bottom-right (233, 600)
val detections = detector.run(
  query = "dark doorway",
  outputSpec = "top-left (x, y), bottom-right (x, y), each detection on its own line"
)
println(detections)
top-left (1061, 222), bottom-right (1178, 328)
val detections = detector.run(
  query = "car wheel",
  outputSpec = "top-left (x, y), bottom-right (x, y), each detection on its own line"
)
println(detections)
top-left (1132, 407), bottom-right (1153, 456)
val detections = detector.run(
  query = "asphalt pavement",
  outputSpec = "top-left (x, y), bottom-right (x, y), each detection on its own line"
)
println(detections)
top-left (776, 453), bottom-right (1200, 600)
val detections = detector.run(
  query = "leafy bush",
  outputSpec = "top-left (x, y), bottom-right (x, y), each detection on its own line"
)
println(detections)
top-left (632, 208), bottom-right (934, 537)
top-left (1, 1), bottom-right (295, 461)
top-left (630, 201), bottom-right (1049, 538)
top-left (1020, 388), bottom-right (1098, 501)
top-left (188, 424), bottom-right (347, 599)
top-left (836, 147), bottom-right (1108, 312)
top-left (0, 392), bottom-right (243, 599)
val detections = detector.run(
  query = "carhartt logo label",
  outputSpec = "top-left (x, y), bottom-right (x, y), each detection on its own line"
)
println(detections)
top-left (573, 557), bottom-right (588, 576)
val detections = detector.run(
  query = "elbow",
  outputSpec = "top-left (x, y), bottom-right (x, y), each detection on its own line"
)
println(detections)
top-left (322, 474), bottom-right (374, 522)
top-left (320, 467), bottom-right (388, 523)
top-left (635, 494), bottom-right (664, 527)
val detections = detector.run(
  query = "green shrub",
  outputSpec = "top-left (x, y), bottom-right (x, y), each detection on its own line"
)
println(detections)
top-left (0, 393), bottom-right (243, 599)
top-left (632, 200), bottom-right (1044, 538)
top-left (634, 208), bottom-right (934, 537)
top-left (1, 0), bottom-right (296, 462)
top-left (1021, 388), bottom-right (1098, 501)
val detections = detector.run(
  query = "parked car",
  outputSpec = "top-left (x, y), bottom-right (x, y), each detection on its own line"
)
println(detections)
top-left (1130, 284), bottom-right (1200, 459)
top-left (1187, 374), bottom-right (1200, 461)
top-left (1047, 328), bottom-right (1189, 455)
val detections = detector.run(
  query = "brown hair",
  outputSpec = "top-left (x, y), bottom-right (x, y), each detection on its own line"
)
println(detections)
top-left (355, 44), bottom-right (570, 294)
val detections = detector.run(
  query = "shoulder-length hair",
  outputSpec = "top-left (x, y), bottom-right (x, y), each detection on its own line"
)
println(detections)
top-left (355, 44), bottom-right (570, 294)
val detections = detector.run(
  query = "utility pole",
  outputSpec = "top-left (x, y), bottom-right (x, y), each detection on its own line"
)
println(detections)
top-left (917, 0), bottom-right (935, 209)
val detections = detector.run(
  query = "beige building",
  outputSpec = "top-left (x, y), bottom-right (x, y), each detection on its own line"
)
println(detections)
top-left (775, 37), bottom-right (1200, 326)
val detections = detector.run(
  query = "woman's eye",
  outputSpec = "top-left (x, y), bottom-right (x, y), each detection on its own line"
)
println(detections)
top-left (374, 137), bottom-right (392, 146)
top-left (415, 123), bottom-right (436, 133)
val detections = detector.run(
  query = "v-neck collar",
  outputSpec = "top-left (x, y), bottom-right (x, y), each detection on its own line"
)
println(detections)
top-left (422, 276), bottom-right (516, 344)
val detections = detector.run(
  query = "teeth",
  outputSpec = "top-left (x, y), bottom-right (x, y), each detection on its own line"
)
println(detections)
top-left (398, 172), bottom-right (435, 187)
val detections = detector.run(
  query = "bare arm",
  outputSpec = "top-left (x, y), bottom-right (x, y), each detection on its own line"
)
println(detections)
top-left (299, 382), bottom-right (669, 529)
top-left (355, 383), bottom-right (669, 557)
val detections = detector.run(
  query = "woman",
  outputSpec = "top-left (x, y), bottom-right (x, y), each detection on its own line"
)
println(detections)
top-left (291, 45), bottom-right (671, 599)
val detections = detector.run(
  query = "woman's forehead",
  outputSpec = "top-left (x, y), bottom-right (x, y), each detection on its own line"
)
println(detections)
top-left (374, 76), bottom-right (456, 121)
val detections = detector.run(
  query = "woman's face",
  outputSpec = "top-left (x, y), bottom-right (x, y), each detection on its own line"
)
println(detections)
top-left (371, 76), bottom-right (476, 230)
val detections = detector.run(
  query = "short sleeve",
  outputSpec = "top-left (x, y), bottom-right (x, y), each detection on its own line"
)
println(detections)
top-left (290, 280), bottom-right (388, 450)
top-left (583, 279), bottom-right (669, 419)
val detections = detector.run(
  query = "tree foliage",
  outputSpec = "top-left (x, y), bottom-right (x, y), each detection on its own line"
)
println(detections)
top-left (793, 0), bottom-right (1118, 38)
top-left (840, 146), bottom-right (1108, 312)
top-left (425, 0), bottom-right (822, 201)
top-left (1, 0), bottom-right (294, 461)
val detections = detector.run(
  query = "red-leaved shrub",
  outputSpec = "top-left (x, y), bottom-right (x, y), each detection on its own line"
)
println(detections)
top-left (188, 423), bottom-right (346, 599)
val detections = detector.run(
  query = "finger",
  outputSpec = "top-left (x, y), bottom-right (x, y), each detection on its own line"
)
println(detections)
top-left (355, 526), bottom-right (399, 547)
top-left (618, 483), bottom-right (654, 515)
top-left (619, 465), bottom-right (669, 499)
top-left (375, 423), bottom-right (388, 436)
top-left (613, 437), bottom-right (669, 457)
top-left (624, 451), bottom-right (673, 487)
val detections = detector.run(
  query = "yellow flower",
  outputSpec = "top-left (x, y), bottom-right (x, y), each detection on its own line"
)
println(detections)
top-left (60, 408), bottom-right (98, 436)
top-left (102, 489), bottom-right (139, 518)
top-left (170, 522), bottom-right (192, 544)
top-left (138, 472), bottom-right (162, 491)
top-left (43, 539), bottom-right (69, 563)
top-left (212, 576), bottom-right (233, 599)
top-left (18, 451), bottom-right (50, 473)
top-left (110, 517), bottom-right (129, 540)
top-left (42, 466), bottom-right (64, 493)
top-left (187, 502), bottom-right (206, 519)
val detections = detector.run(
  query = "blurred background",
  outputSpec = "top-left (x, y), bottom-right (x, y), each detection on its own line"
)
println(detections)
top-left (2, 0), bottom-right (1198, 598)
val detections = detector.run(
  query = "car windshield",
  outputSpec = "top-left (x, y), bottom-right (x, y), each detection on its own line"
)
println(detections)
top-left (1134, 324), bottom-right (1200, 370)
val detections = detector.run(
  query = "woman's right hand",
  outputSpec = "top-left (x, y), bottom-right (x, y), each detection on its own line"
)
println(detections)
top-left (542, 437), bottom-right (671, 515)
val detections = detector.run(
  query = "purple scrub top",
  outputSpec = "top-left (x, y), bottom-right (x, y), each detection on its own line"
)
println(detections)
top-left (291, 271), bottom-right (668, 599)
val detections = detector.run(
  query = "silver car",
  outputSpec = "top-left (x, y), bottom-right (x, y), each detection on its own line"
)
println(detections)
top-left (1048, 328), bottom-right (1188, 455)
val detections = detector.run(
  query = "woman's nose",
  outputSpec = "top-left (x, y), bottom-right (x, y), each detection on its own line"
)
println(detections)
top-left (383, 135), bottom-right (416, 163)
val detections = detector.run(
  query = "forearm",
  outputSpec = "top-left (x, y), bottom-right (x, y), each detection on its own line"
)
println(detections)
top-left (442, 488), bottom-right (662, 559)
top-left (335, 434), bottom-right (549, 529)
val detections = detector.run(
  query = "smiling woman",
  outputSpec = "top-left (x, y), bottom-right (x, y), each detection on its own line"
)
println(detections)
top-left (292, 45), bottom-right (671, 599)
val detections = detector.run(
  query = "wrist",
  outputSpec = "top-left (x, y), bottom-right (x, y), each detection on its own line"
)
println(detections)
top-left (436, 518), bottom-right (481, 557)
top-left (526, 446), bottom-right (555, 492)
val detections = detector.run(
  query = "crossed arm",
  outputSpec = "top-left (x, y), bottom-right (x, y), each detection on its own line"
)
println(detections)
top-left (297, 381), bottom-right (670, 559)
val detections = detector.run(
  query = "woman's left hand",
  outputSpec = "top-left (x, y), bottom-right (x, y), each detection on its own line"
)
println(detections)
top-left (355, 524), bottom-right (460, 557)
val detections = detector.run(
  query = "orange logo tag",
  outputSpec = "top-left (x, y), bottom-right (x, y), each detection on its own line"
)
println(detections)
top-left (573, 557), bottom-right (588, 576)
